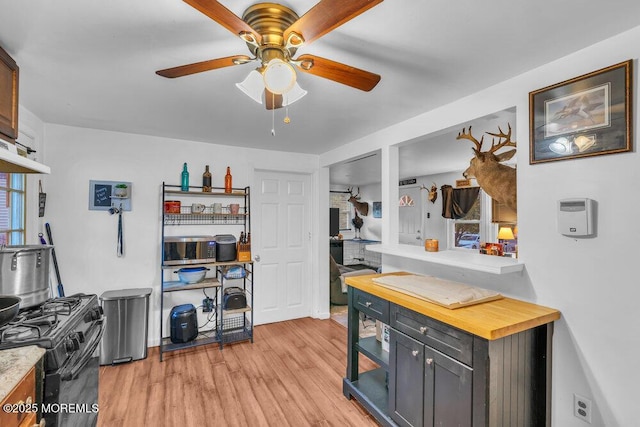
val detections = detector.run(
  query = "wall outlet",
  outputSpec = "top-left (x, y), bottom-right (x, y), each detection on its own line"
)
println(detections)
top-left (202, 298), bottom-right (214, 312)
top-left (574, 393), bottom-right (592, 423)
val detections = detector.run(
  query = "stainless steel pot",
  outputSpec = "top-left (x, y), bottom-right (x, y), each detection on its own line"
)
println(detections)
top-left (0, 245), bottom-right (52, 308)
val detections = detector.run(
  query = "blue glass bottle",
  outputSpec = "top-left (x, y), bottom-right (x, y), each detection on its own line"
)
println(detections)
top-left (181, 163), bottom-right (189, 191)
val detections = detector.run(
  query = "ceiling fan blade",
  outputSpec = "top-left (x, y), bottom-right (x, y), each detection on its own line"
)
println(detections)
top-left (156, 55), bottom-right (252, 78)
top-left (183, 0), bottom-right (261, 43)
top-left (284, 0), bottom-right (383, 45)
top-left (295, 54), bottom-right (380, 91)
top-left (265, 89), bottom-right (284, 110)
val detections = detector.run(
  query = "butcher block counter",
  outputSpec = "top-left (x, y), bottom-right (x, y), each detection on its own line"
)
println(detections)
top-left (343, 272), bottom-right (561, 427)
top-left (345, 271), bottom-right (560, 340)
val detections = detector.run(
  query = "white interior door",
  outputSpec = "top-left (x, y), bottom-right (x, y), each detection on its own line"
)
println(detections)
top-left (253, 170), bottom-right (312, 325)
top-left (398, 186), bottom-right (423, 245)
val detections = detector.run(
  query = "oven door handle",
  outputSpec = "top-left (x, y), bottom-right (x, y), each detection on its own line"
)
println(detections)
top-left (60, 319), bottom-right (105, 381)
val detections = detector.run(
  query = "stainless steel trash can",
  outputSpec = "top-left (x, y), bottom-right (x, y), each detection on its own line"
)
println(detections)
top-left (99, 288), bottom-right (152, 365)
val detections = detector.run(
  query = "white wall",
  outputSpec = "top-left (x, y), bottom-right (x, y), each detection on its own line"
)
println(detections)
top-left (330, 183), bottom-right (382, 241)
top-left (358, 183), bottom-right (382, 241)
top-left (320, 24), bottom-right (640, 427)
top-left (401, 171), bottom-right (463, 246)
top-left (41, 124), bottom-right (321, 346)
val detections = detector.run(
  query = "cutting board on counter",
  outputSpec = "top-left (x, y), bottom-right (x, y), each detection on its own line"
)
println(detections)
top-left (372, 274), bottom-right (502, 309)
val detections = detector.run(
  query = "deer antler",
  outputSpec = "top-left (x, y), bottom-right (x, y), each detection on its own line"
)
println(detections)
top-left (486, 123), bottom-right (516, 153)
top-left (456, 126), bottom-right (484, 151)
top-left (347, 186), bottom-right (360, 199)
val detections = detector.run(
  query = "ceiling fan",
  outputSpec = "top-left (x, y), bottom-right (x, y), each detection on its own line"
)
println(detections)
top-left (156, 0), bottom-right (383, 110)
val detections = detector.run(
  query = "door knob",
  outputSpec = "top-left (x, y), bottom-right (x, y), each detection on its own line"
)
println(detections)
top-left (426, 358), bottom-right (433, 365)
top-left (254, 255), bottom-right (261, 262)
top-left (412, 350), bottom-right (419, 357)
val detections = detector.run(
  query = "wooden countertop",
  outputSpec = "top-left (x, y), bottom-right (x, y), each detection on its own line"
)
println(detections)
top-left (0, 346), bottom-right (45, 402)
top-left (346, 272), bottom-right (560, 340)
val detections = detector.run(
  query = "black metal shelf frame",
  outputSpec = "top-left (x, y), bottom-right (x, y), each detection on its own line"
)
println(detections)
top-left (159, 182), bottom-right (253, 361)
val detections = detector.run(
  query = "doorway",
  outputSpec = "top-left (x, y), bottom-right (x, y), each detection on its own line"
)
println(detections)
top-left (398, 185), bottom-right (422, 245)
top-left (252, 170), bottom-right (312, 325)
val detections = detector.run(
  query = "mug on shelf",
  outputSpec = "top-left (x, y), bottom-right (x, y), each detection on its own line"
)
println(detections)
top-left (191, 203), bottom-right (206, 214)
top-left (212, 203), bottom-right (222, 214)
top-left (229, 204), bottom-right (240, 215)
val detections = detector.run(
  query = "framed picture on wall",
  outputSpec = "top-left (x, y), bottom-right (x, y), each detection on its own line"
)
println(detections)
top-left (529, 60), bottom-right (632, 164)
top-left (372, 202), bottom-right (382, 218)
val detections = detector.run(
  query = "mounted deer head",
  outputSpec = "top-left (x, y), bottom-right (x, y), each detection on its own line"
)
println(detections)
top-left (456, 124), bottom-right (517, 211)
top-left (347, 186), bottom-right (369, 216)
top-left (420, 182), bottom-right (438, 204)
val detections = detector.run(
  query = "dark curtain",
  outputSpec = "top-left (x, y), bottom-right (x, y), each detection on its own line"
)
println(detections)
top-left (441, 185), bottom-right (480, 219)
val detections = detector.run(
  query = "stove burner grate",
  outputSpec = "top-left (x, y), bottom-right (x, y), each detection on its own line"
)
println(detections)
top-left (0, 311), bottom-right (59, 343)
top-left (41, 296), bottom-right (81, 315)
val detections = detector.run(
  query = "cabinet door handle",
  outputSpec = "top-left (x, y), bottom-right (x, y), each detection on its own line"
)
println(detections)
top-left (426, 358), bottom-right (433, 365)
top-left (364, 301), bottom-right (372, 307)
top-left (419, 326), bottom-right (428, 334)
top-left (412, 350), bottom-right (419, 357)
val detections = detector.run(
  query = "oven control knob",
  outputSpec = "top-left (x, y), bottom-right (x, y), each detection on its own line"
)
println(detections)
top-left (69, 331), bottom-right (85, 344)
top-left (65, 336), bottom-right (80, 353)
top-left (84, 306), bottom-right (104, 323)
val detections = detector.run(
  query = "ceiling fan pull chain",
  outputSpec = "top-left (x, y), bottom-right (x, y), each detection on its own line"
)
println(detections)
top-left (271, 91), bottom-right (276, 136)
top-left (284, 93), bottom-right (291, 124)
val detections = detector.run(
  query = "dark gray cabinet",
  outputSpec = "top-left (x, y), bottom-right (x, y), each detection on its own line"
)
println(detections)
top-left (423, 345), bottom-right (472, 427)
top-left (389, 329), bottom-right (425, 427)
top-left (389, 316), bottom-right (472, 427)
top-left (344, 286), bottom-right (554, 427)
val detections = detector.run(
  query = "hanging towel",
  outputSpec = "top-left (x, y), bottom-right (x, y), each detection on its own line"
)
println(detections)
top-left (441, 185), bottom-right (480, 219)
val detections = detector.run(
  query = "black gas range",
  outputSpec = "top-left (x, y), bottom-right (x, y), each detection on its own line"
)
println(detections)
top-left (0, 294), bottom-right (104, 427)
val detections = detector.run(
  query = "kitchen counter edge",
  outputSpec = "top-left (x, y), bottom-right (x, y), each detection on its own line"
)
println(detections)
top-left (345, 272), bottom-right (560, 340)
top-left (0, 346), bottom-right (46, 402)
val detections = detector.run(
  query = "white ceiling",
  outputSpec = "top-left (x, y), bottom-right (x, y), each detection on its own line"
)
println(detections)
top-left (1, 0), bottom-right (639, 156)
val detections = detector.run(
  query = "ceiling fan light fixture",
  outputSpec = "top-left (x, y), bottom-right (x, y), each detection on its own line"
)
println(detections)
top-left (282, 82), bottom-right (307, 106)
top-left (263, 58), bottom-right (296, 95)
top-left (235, 70), bottom-right (264, 104)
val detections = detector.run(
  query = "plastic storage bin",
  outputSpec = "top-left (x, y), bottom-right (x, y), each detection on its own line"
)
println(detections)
top-left (99, 288), bottom-right (152, 365)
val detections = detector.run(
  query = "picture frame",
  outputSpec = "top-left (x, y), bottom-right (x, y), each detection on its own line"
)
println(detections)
top-left (529, 60), bottom-right (632, 164)
top-left (372, 201), bottom-right (382, 218)
top-left (89, 180), bottom-right (132, 211)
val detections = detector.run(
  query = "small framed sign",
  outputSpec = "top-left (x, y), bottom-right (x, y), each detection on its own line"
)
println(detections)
top-left (89, 180), bottom-right (132, 211)
top-left (455, 179), bottom-right (472, 188)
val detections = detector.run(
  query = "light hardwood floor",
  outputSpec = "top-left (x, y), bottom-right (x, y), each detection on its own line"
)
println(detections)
top-left (98, 317), bottom-right (379, 426)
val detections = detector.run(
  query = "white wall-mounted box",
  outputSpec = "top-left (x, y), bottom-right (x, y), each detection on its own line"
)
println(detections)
top-left (558, 198), bottom-right (595, 237)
